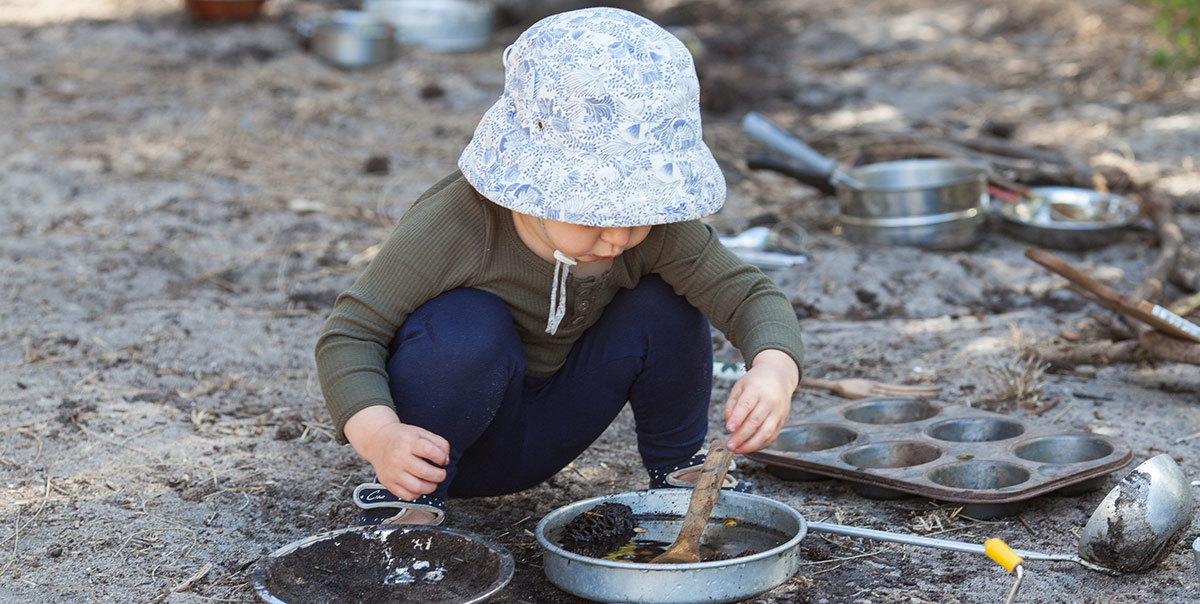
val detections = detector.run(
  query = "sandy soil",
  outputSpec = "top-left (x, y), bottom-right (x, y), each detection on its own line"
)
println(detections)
top-left (1, 1), bottom-right (1199, 603)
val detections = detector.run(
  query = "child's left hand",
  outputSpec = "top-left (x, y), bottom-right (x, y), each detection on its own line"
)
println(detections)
top-left (723, 349), bottom-right (799, 454)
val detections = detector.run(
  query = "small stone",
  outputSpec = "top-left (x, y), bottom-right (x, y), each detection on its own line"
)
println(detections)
top-left (363, 155), bottom-right (390, 175)
top-left (419, 82), bottom-right (445, 99)
top-left (274, 415), bottom-right (305, 441)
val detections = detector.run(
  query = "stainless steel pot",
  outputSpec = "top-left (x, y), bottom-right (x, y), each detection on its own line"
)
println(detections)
top-left (536, 489), bottom-right (807, 604)
top-left (365, 0), bottom-right (494, 52)
top-left (311, 11), bottom-right (396, 69)
top-left (742, 112), bottom-right (990, 250)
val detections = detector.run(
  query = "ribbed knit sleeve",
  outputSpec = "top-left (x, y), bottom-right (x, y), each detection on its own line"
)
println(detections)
top-left (315, 178), bottom-right (489, 443)
top-left (648, 221), bottom-right (804, 374)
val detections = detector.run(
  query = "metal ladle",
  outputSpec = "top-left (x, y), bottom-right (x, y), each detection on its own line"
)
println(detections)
top-left (806, 454), bottom-right (1193, 574)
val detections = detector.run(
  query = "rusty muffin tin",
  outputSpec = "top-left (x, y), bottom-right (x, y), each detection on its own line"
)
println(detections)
top-left (749, 397), bottom-right (1132, 515)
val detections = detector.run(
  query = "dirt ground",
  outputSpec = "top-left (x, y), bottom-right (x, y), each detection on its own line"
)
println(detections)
top-left (2, 0), bottom-right (1199, 603)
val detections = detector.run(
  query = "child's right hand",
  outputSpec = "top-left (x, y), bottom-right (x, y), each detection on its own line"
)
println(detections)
top-left (344, 405), bottom-right (450, 501)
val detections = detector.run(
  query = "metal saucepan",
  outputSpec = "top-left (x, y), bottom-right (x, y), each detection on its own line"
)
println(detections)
top-left (808, 454), bottom-right (1193, 574)
top-left (306, 10), bottom-right (397, 69)
top-left (742, 112), bottom-right (990, 250)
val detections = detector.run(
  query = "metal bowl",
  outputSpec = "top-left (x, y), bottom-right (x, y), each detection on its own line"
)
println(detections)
top-left (311, 11), bottom-right (396, 69)
top-left (994, 187), bottom-right (1141, 250)
top-left (251, 525), bottom-right (513, 604)
top-left (365, 0), bottom-right (494, 52)
top-left (536, 489), bottom-right (807, 604)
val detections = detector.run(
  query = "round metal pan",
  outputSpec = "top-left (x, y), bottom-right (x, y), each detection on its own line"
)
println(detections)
top-left (252, 525), bottom-right (513, 604)
top-left (993, 186), bottom-right (1141, 250)
top-left (536, 489), bottom-right (807, 604)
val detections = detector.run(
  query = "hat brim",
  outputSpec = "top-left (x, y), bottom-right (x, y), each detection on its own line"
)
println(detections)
top-left (459, 97), bottom-right (726, 228)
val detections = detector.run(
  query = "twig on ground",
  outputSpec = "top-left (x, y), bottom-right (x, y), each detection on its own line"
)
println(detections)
top-left (1028, 397), bottom-right (1061, 416)
top-left (75, 424), bottom-right (154, 458)
top-left (18, 428), bottom-right (43, 467)
top-left (1050, 400), bottom-right (1075, 424)
top-left (797, 546), bottom-right (897, 566)
top-left (170, 563), bottom-right (214, 593)
top-left (1168, 292), bottom-right (1200, 317)
top-left (1037, 340), bottom-right (1142, 368)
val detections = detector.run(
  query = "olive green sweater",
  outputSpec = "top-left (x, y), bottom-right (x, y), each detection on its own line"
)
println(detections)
top-left (315, 172), bottom-right (804, 443)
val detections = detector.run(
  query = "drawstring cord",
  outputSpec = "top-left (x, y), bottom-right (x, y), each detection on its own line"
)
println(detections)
top-left (538, 217), bottom-right (576, 335)
top-left (546, 250), bottom-right (576, 335)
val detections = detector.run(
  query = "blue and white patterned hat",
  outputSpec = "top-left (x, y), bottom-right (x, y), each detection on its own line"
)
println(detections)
top-left (458, 7), bottom-right (725, 227)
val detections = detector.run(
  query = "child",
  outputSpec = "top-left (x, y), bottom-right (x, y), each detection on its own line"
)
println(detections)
top-left (315, 7), bottom-right (803, 526)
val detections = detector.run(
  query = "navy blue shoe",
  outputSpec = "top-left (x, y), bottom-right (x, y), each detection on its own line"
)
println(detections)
top-left (353, 482), bottom-right (446, 526)
top-left (647, 453), bottom-right (749, 492)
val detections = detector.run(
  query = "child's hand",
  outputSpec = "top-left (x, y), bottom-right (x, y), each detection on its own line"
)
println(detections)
top-left (723, 349), bottom-right (799, 454)
top-left (344, 405), bottom-right (450, 501)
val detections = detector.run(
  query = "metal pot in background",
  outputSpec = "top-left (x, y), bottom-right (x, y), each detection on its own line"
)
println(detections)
top-left (742, 112), bottom-right (990, 250)
top-left (308, 11), bottom-right (396, 69)
top-left (366, 0), bottom-right (494, 53)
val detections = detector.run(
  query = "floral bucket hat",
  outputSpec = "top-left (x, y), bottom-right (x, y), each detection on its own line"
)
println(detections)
top-left (458, 7), bottom-right (726, 229)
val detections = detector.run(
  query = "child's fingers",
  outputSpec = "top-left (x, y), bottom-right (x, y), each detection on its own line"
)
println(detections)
top-left (724, 391), bottom-right (753, 434)
top-left (394, 471), bottom-right (441, 500)
top-left (727, 400), bottom-right (770, 452)
top-left (737, 413), bottom-right (782, 452)
top-left (413, 433), bottom-right (451, 466)
top-left (378, 461), bottom-right (443, 500)
top-left (384, 480), bottom-right (435, 502)
top-left (723, 382), bottom-right (744, 423)
top-left (408, 457), bottom-right (448, 484)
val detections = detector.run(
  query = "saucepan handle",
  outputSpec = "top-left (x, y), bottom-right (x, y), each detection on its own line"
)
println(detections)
top-left (745, 153), bottom-right (837, 195)
top-left (742, 112), bottom-right (840, 184)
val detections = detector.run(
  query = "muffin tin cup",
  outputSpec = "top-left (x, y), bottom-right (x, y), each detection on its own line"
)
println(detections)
top-left (750, 397), bottom-right (1131, 511)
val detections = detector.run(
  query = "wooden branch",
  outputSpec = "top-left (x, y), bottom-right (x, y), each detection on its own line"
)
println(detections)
top-left (1169, 293), bottom-right (1200, 317)
top-left (1129, 192), bottom-right (1182, 304)
top-left (948, 134), bottom-right (1071, 165)
top-left (1137, 331), bottom-right (1200, 365)
top-left (1037, 340), bottom-right (1142, 368)
top-left (1170, 265), bottom-right (1199, 293)
top-left (850, 135), bottom-right (1094, 189)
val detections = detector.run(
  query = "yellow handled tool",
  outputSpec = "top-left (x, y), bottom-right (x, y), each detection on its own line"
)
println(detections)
top-left (986, 538), bottom-right (1025, 604)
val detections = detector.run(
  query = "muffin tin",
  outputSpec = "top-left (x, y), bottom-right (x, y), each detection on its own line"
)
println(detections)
top-left (749, 397), bottom-right (1132, 516)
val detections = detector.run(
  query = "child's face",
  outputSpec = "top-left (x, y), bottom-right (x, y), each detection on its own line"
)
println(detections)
top-left (539, 218), bottom-right (651, 263)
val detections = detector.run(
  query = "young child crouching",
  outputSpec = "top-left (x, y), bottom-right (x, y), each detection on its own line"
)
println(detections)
top-left (315, 7), bottom-right (803, 526)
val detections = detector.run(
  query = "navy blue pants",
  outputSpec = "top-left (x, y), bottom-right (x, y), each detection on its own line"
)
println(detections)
top-left (385, 275), bottom-right (713, 499)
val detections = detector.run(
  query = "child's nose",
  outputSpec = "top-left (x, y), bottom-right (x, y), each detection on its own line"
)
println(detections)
top-left (600, 227), bottom-right (631, 248)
